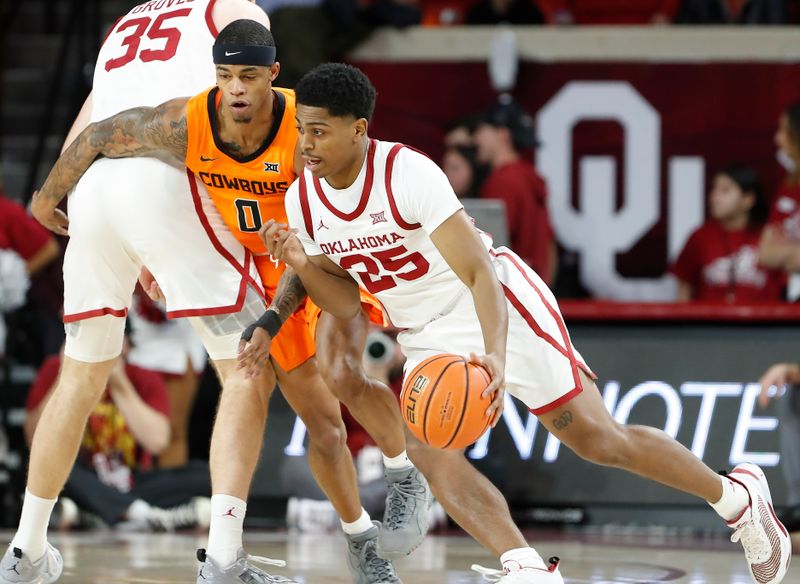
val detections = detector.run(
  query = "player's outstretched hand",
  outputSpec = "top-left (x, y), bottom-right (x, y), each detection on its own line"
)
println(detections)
top-left (470, 352), bottom-right (506, 427)
top-left (258, 220), bottom-right (308, 270)
top-left (31, 190), bottom-right (69, 236)
top-left (758, 362), bottom-right (800, 409)
top-left (237, 326), bottom-right (273, 379)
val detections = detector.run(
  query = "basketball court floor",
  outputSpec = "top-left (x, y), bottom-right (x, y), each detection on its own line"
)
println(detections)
top-left (8, 527), bottom-right (797, 583)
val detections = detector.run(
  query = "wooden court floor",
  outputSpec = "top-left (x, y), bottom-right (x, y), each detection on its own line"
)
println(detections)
top-left (5, 528), bottom-right (798, 583)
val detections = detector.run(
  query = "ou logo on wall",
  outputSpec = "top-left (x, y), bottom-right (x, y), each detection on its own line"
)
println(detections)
top-left (537, 82), bottom-right (705, 301)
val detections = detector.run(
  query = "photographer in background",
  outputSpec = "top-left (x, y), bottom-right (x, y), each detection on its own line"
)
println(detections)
top-left (758, 362), bottom-right (800, 534)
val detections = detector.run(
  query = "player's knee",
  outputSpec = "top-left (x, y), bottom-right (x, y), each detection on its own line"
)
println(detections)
top-left (322, 358), bottom-right (369, 404)
top-left (305, 416), bottom-right (348, 455)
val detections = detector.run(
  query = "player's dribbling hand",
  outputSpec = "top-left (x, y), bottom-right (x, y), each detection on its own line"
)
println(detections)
top-left (237, 327), bottom-right (273, 379)
top-left (259, 220), bottom-right (308, 270)
top-left (470, 352), bottom-right (506, 427)
top-left (31, 190), bottom-right (69, 236)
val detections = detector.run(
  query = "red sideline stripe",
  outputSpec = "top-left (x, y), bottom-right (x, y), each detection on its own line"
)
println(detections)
top-left (560, 300), bottom-right (800, 323)
top-left (205, 0), bottom-right (219, 37)
top-left (385, 145), bottom-right (421, 230)
top-left (493, 249), bottom-right (601, 412)
top-left (63, 307), bottom-right (128, 323)
top-left (299, 174), bottom-right (314, 240)
top-left (313, 139), bottom-right (376, 221)
top-left (167, 254), bottom-right (255, 319)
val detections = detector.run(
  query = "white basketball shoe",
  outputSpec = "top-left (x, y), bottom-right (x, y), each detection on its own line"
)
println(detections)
top-left (471, 557), bottom-right (563, 583)
top-left (726, 463), bottom-right (792, 584)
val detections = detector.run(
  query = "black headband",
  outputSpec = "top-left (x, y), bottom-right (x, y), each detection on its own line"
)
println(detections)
top-left (213, 44), bottom-right (276, 66)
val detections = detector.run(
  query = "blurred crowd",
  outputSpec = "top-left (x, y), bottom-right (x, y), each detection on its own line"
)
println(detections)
top-left (256, 0), bottom-right (800, 86)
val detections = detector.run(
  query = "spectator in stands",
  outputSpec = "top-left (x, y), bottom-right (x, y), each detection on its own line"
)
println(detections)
top-left (444, 115), bottom-right (478, 148)
top-left (466, 0), bottom-right (545, 24)
top-left (676, 0), bottom-right (786, 24)
top-left (0, 188), bottom-right (60, 359)
top-left (258, 0), bottom-right (421, 87)
top-left (443, 144), bottom-right (481, 199)
top-left (537, 0), bottom-right (681, 24)
top-left (671, 165), bottom-right (783, 302)
top-left (25, 341), bottom-right (211, 531)
top-left (758, 362), bottom-right (800, 533)
top-left (473, 95), bottom-right (557, 284)
top-left (127, 285), bottom-right (207, 468)
top-left (759, 100), bottom-right (800, 301)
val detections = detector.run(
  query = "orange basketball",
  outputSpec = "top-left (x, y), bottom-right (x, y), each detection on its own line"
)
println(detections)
top-left (400, 353), bottom-right (493, 450)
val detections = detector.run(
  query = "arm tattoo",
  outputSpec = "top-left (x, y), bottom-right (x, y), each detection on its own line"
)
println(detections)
top-left (36, 100), bottom-right (188, 210)
top-left (269, 268), bottom-right (308, 321)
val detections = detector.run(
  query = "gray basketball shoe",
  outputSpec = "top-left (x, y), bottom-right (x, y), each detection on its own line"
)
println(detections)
top-left (0, 545), bottom-right (63, 584)
top-left (377, 466), bottom-right (432, 559)
top-left (195, 548), bottom-right (298, 583)
top-left (346, 521), bottom-right (402, 584)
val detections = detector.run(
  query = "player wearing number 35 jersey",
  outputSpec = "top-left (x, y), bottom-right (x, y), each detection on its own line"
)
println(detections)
top-left (265, 64), bottom-right (792, 584)
top-left (25, 19), bottom-right (416, 584)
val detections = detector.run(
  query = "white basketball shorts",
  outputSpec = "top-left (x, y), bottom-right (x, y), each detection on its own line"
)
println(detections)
top-left (399, 247), bottom-right (595, 415)
top-left (63, 157), bottom-right (264, 361)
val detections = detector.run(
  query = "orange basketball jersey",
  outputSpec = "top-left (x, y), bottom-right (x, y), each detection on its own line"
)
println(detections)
top-left (185, 86), bottom-right (298, 290)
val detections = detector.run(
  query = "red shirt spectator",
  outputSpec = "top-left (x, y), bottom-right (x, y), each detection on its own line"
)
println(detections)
top-left (538, 0), bottom-right (680, 24)
top-left (759, 101), bottom-right (800, 300)
top-left (27, 355), bottom-right (170, 472)
top-left (0, 194), bottom-right (56, 271)
top-left (474, 97), bottom-right (556, 283)
top-left (671, 222), bottom-right (783, 302)
top-left (479, 161), bottom-right (554, 280)
top-left (672, 166), bottom-right (782, 302)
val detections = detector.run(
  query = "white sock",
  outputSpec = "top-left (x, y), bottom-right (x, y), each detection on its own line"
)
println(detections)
top-left (341, 508), bottom-right (373, 535)
top-left (500, 547), bottom-right (546, 572)
top-left (709, 475), bottom-right (750, 521)
top-left (207, 495), bottom-right (246, 568)
top-left (382, 450), bottom-right (413, 471)
top-left (10, 490), bottom-right (57, 561)
top-left (126, 499), bottom-right (153, 523)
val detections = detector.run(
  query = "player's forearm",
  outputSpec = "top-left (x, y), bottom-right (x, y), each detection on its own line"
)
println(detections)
top-left (109, 379), bottom-right (170, 455)
top-left (269, 267), bottom-right (309, 321)
top-left (295, 260), bottom-right (361, 321)
top-left (35, 125), bottom-right (105, 211)
top-left (468, 266), bottom-right (508, 360)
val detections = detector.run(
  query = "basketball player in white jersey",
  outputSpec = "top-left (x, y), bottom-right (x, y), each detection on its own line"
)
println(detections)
top-left (0, 5), bottom-right (380, 584)
top-left (15, 12), bottom-right (415, 583)
top-left (257, 63), bottom-right (792, 584)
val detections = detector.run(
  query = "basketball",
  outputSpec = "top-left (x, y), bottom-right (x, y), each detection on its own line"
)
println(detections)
top-left (400, 353), bottom-right (493, 450)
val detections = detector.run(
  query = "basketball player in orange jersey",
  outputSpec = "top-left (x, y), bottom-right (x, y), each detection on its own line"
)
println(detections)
top-left (1, 3), bottom-right (315, 583)
top-left (28, 19), bottom-right (427, 584)
top-left (255, 63), bottom-right (792, 584)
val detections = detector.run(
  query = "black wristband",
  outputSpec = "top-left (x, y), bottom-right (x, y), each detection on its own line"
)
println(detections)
top-left (241, 309), bottom-right (283, 342)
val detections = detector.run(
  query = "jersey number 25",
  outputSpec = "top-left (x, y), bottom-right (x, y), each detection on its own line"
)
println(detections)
top-left (341, 246), bottom-right (430, 294)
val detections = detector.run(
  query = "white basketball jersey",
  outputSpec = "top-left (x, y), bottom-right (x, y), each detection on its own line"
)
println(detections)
top-left (287, 139), bottom-right (492, 329)
top-left (91, 0), bottom-right (219, 122)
